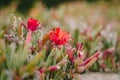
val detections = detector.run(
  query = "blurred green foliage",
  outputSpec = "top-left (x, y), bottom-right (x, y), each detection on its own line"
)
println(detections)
top-left (42, 0), bottom-right (74, 8)
top-left (16, 0), bottom-right (36, 14)
top-left (0, 0), bottom-right (118, 14)
top-left (0, 0), bottom-right (12, 7)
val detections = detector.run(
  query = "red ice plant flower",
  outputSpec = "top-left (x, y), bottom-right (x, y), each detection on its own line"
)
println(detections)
top-left (27, 18), bottom-right (40, 32)
top-left (49, 27), bottom-right (71, 45)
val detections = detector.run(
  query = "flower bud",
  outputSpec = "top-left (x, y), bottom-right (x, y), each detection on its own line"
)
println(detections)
top-left (48, 66), bottom-right (60, 71)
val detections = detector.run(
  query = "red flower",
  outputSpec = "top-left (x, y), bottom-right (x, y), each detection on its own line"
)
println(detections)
top-left (49, 27), bottom-right (71, 45)
top-left (27, 18), bottom-right (40, 32)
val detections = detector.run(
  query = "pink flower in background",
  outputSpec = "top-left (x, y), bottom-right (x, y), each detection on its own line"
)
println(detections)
top-left (27, 18), bottom-right (40, 32)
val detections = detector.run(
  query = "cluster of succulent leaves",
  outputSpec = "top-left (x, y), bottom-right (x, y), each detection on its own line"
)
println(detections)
top-left (73, 24), bottom-right (120, 72)
top-left (0, 15), bottom-right (101, 80)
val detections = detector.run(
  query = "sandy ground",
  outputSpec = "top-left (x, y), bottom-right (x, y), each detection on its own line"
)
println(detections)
top-left (79, 72), bottom-right (120, 80)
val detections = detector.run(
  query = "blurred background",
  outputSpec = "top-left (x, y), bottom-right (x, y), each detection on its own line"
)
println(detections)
top-left (0, 0), bottom-right (120, 80)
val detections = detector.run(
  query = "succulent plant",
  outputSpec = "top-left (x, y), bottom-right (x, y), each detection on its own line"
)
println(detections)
top-left (0, 15), bottom-right (100, 80)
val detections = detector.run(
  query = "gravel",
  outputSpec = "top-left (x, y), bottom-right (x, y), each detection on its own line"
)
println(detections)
top-left (79, 72), bottom-right (120, 80)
